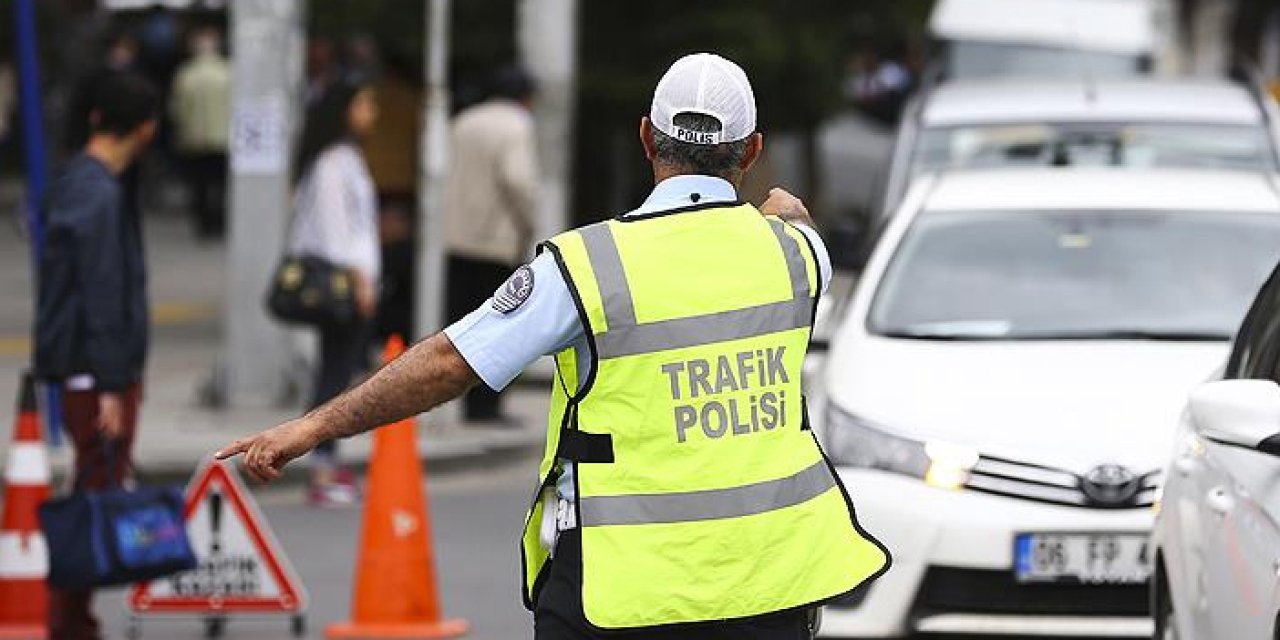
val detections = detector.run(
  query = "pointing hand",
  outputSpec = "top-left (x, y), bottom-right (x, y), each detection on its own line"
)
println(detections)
top-left (215, 418), bottom-right (319, 483)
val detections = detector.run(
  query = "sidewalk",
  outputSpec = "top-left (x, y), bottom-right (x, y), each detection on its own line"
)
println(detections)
top-left (0, 206), bottom-right (549, 486)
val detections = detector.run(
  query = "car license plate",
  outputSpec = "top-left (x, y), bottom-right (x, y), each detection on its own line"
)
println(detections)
top-left (1014, 532), bottom-right (1151, 584)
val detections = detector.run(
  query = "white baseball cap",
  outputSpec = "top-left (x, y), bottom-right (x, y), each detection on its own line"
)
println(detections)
top-left (649, 53), bottom-right (757, 145)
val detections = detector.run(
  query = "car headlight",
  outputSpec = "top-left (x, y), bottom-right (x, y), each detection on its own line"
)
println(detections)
top-left (823, 402), bottom-right (979, 491)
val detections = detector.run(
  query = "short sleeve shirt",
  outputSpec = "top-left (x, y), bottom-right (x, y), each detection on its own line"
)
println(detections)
top-left (444, 175), bottom-right (833, 500)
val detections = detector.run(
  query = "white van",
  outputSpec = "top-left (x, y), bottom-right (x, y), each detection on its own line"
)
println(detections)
top-left (929, 0), bottom-right (1173, 78)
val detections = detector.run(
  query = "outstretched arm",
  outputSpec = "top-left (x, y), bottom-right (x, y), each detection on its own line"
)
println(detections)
top-left (216, 333), bottom-right (480, 482)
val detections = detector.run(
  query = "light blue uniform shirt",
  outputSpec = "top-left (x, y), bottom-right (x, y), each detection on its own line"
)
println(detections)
top-left (444, 175), bottom-right (832, 501)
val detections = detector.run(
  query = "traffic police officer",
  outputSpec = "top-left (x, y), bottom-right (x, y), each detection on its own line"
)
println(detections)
top-left (218, 53), bottom-right (890, 639)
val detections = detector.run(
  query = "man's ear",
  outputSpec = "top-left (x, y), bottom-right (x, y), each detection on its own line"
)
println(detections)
top-left (740, 132), bottom-right (764, 173)
top-left (639, 117), bottom-right (658, 161)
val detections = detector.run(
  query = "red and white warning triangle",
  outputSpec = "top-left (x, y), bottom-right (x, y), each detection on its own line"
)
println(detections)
top-left (129, 459), bottom-right (307, 613)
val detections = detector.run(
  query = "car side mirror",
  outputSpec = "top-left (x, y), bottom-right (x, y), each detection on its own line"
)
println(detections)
top-left (1188, 380), bottom-right (1280, 456)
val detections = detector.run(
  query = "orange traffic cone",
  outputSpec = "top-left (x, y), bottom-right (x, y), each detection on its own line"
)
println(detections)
top-left (326, 336), bottom-right (469, 639)
top-left (0, 373), bottom-right (50, 639)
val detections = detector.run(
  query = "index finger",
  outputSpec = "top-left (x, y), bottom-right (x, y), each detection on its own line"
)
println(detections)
top-left (215, 438), bottom-right (253, 460)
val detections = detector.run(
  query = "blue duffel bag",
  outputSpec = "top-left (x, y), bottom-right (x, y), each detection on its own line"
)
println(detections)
top-left (38, 445), bottom-right (195, 590)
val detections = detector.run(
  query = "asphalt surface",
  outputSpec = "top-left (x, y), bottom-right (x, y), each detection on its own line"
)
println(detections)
top-left (96, 453), bottom-right (539, 640)
top-left (89, 449), bottom-right (1144, 640)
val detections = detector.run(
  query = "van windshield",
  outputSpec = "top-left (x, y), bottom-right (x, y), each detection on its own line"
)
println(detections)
top-left (946, 41), bottom-right (1145, 79)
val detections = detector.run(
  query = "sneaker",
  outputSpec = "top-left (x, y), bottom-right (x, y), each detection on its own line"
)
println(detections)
top-left (334, 467), bottom-right (362, 494)
top-left (308, 480), bottom-right (360, 508)
top-left (307, 469), bottom-right (361, 508)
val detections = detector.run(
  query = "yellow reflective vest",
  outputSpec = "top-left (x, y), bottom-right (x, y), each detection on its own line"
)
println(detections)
top-left (522, 202), bottom-right (890, 630)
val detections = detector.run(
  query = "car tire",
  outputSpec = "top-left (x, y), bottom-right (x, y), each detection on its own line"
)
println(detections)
top-left (1154, 562), bottom-right (1179, 640)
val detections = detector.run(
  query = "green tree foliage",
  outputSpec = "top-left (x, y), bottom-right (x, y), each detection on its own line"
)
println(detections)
top-left (307, 0), bottom-right (518, 101)
top-left (582, 1), bottom-right (839, 133)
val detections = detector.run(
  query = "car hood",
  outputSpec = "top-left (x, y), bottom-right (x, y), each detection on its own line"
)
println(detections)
top-left (824, 336), bottom-right (1228, 474)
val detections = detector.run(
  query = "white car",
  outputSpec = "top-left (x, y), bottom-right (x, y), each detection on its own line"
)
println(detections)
top-left (813, 167), bottom-right (1280, 637)
top-left (878, 78), bottom-right (1280, 218)
top-left (1151, 259), bottom-right (1280, 640)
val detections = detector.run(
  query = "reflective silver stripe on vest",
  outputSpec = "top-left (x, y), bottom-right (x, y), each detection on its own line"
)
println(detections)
top-left (578, 460), bottom-right (835, 527)
top-left (768, 219), bottom-right (811, 300)
top-left (596, 297), bottom-right (812, 359)
top-left (579, 216), bottom-right (814, 359)
top-left (579, 223), bottom-right (637, 327)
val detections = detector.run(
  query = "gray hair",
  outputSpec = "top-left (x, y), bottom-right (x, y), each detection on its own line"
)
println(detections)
top-left (652, 112), bottom-right (751, 181)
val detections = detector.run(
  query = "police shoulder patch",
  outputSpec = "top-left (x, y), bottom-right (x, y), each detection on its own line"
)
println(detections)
top-left (493, 265), bottom-right (535, 314)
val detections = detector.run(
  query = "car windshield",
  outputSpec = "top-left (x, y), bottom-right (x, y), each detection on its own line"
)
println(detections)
top-left (946, 41), bottom-right (1145, 79)
top-left (915, 123), bottom-right (1275, 173)
top-left (869, 210), bottom-right (1280, 340)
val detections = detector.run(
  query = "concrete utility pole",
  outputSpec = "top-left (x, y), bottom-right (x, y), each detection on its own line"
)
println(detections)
top-left (415, 0), bottom-right (452, 339)
top-left (224, 0), bottom-right (304, 405)
top-left (518, 0), bottom-right (578, 240)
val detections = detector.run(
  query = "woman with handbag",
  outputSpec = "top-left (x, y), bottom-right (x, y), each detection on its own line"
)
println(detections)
top-left (284, 78), bottom-right (380, 507)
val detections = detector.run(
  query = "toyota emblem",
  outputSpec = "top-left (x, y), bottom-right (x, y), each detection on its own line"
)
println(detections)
top-left (1081, 464), bottom-right (1141, 506)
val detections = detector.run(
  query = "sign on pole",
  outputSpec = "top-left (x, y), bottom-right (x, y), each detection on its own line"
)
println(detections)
top-left (230, 94), bottom-right (288, 175)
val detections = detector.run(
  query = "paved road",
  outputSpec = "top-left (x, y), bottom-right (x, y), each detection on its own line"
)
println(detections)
top-left (93, 449), bottom-right (1144, 640)
top-left (96, 453), bottom-right (540, 640)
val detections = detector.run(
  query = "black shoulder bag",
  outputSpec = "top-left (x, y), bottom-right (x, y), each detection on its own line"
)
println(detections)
top-left (265, 254), bottom-right (359, 327)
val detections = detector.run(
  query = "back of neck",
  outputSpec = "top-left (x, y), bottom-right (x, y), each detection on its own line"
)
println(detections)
top-left (84, 137), bottom-right (133, 176)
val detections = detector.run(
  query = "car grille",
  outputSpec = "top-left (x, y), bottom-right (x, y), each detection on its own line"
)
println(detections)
top-left (913, 567), bottom-right (1150, 617)
top-left (965, 455), bottom-right (1160, 509)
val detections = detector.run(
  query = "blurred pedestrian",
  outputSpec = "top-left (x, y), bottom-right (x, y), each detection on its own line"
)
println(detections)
top-left (443, 65), bottom-right (540, 426)
top-left (304, 38), bottom-right (340, 107)
top-left (217, 53), bottom-right (889, 640)
top-left (343, 33), bottom-right (381, 84)
top-left (34, 71), bottom-right (159, 640)
top-left (64, 29), bottom-right (139, 154)
top-left (285, 79), bottom-right (381, 508)
top-left (170, 25), bottom-right (231, 239)
top-left (374, 202), bottom-right (415, 345)
top-left (361, 55), bottom-right (420, 203)
top-left (361, 55), bottom-right (422, 346)
top-left (844, 44), bottom-right (913, 126)
top-left (137, 7), bottom-right (182, 91)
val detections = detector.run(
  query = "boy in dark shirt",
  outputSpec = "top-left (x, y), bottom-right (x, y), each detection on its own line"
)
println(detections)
top-left (35, 71), bottom-right (158, 640)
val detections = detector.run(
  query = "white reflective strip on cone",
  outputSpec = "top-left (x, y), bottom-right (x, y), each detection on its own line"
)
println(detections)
top-left (0, 532), bottom-right (49, 578)
top-left (4, 443), bottom-right (50, 486)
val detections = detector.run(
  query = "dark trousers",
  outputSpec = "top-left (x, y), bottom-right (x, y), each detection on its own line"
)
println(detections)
top-left (182, 152), bottom-right (227, 238)
top-left (446, 254), bottom-right (513, 421)
top-left (311, 320), bottom-right (370, 456)
top-left (534, 530), bottom-right (813, 640)
top-left (48, 384), bottom-right (141, 640)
